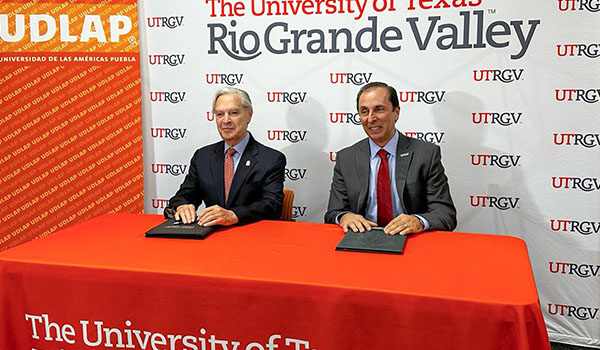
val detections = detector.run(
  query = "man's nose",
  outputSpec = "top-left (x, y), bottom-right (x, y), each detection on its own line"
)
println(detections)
top-left (367, 111), bottom-right (378, 122)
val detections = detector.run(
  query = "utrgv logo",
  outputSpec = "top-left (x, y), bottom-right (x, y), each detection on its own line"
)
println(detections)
top-left (147, 16), bottom-right (184, 28)
top-left (267, 130), bottom-right (307, 143)
top-left (550, 219), bottom-right (600, 235)
top-left (206, 73), bottom-right (243, 85)
top-left (150, 128), bottom-right (187, 140)
top-left (151, 164), bottom-right (188, 176)
top-left (148, 54), bottom-right (185, 66)
top-left (547, 303), bottom-right (600, 321)
top-left (555, 89), bottom-right (600, 103)
top-left (329, 73), bottom-right (372, 85)
top-left (330, 112), bottom-right (361, 125)
top-left (398, 91), bottom-right (445, 104)
top-left (149, 92), bottom-right (186, 104)
top-left (553, 133), bottom-right (600, 148)
top-left (552, 177), bottom-right (600, 191)
top-left (469, 195), bottom-right (520, 210)
top-left (292, 206), bottom-right (307, 219)
top-left (473, 69), bottom-right (524, 83)
top-left (470, 154), bottom-right (521, 168)
top-left (285, 168), bottom-right (307, 181)
top-left (557, 44), bottom-right (600, 58)
top-left (404, 132), bottom-right (444, 144)
top-left (472, 112), bottom-right (522, 126)
top-left (151, 198), bottom-right (170, 209)
top-left (549, 262), bottom-right (600, 278)
top-left (557, 0), bottom-right (600, 12)
top-left (267, 92), bottom-right (307, 104)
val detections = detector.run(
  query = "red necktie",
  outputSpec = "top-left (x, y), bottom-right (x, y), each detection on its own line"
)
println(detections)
top-left (377, 149), bottom-right (393, 226)
top-left (224, 148), bottom-right (236, 202)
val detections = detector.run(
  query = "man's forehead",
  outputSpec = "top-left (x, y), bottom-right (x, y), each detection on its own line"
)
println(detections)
top-left (359, 87), bottom-right (391, 105)
top-left (215, 94), bottom-right (242, 108)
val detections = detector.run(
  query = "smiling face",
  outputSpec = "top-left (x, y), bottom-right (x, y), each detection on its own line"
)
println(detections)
top-left (358, 87), bottom-right (399, 147)
top-left (214, 93), bottom-right (252, 146)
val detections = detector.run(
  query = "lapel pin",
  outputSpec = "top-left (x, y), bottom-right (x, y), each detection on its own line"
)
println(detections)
top-left (400, 152), bottom-right (409, 157)
top-left (246, 160), bottom-right (251, 166)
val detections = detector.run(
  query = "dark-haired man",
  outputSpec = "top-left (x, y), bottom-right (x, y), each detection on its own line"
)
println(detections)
top-left (325, 82), bottom-right (456, 234)
top-left (166, 87), bottom-right (286, 226)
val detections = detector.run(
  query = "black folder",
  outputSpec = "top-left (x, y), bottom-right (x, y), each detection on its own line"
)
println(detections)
top-left (145, 219), bottom-right (215, 239)
top-left (335, 227), bottom-right (407, 254)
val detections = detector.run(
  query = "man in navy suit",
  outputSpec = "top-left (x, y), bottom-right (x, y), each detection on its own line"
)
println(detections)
top-left (166, 87), bottom-right (286, 226)
top-left (325, 82), bottom-right (456, 235)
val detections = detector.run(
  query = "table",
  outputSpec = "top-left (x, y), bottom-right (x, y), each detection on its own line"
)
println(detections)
top-left (0, 213), bottom-right (550, 350)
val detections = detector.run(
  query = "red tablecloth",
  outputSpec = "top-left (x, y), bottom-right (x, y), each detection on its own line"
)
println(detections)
top-left (0, 213), bottom-right (550, 350)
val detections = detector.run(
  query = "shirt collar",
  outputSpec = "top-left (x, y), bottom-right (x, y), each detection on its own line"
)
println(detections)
top-left (369, 130), bottom-right (399, 159)
top-left (224, 132), bottom-right (250, 156)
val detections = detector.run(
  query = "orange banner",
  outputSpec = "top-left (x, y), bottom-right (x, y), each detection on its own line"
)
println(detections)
top-left (0, 0), bottom-right (142, 250)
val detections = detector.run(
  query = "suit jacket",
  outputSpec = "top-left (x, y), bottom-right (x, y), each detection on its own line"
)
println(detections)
top-left (325, 132), bottom-right (457, 231)
top-left (166, 134), bottom-right (286, 224)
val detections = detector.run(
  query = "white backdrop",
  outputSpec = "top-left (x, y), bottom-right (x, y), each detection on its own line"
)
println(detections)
top-left (139, 0), bottom-right (599, 346)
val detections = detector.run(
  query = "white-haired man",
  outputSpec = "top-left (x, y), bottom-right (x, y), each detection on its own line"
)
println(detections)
top-left (166, 88), bottom-right (286, 226)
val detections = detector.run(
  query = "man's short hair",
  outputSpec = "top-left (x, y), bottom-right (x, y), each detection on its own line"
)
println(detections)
top-left (212, 87), bottom-right (253, 111)
top-left (356, 82), bottom-right (399, 111)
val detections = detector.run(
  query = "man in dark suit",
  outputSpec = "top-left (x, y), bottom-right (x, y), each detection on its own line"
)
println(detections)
top-left (325, 82), bottom-right (456, 235)
top-left (166, 87), bottom-right (286, 226)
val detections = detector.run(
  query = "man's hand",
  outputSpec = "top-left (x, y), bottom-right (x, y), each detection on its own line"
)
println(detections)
top-left (175, 204), bottom-right (197, 224)
top-left (339, 213), bottom-right (377, 233)
top-left (384, 214), bottom-right (424, 235)
top-left (198, 205), bottom-right (239, 226)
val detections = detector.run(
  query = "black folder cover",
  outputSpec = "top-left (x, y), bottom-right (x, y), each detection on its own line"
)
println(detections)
top-left (335, 227), bottom-right (407, 254)
top-left (145, 219), bottom-right (215, 239)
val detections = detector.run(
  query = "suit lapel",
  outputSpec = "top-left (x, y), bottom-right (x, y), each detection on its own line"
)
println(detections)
top-left (226, 136), bottom-right (258, 207)
top-left (355, 139), bottom-right (370, 214)
top-left (210, 141), bottom-right (226, 206)
top-left (395, 133), bottom-right (412, 212)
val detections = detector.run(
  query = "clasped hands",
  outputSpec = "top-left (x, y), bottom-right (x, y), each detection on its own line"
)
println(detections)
top-left (339, 212), bottom-right (423, 235)
top-left (174, 204), bottom-right (239, 226)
